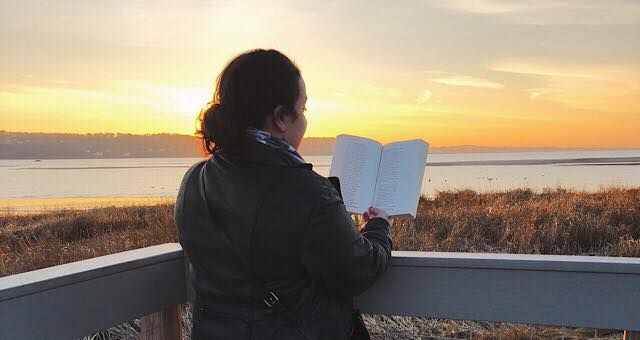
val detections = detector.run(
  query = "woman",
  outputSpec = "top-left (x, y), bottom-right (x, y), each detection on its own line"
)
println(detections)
top-left (174, 49), bottom-right (392, 340)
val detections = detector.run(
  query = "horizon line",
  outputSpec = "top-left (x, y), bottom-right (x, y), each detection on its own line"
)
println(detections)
top-left (2, 130), bottom-right (640, 150)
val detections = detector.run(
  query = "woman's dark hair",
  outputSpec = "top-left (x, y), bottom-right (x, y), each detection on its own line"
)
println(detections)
top-left (197, 49), bottom-right (301, 155)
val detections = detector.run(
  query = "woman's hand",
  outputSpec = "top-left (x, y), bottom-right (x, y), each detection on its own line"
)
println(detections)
top-left (363, 207), bottom-right (392, 225)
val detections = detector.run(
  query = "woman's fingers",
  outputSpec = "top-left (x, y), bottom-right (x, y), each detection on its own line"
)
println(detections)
top-left (363, 207), bottom-right (392, 225)
top-left (367, 207), bottom-right (388, 219)
top-left (367, 207), bottom-right (391, 225)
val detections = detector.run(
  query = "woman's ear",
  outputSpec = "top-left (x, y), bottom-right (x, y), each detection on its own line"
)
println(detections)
top-left (272, 105), bottom-right (288, 133)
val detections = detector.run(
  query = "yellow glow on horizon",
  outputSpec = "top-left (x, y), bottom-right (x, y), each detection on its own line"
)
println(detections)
top-left (2, 60), bottom-right (640, 148)
top-left (2, 1), bottom-right (639, 148)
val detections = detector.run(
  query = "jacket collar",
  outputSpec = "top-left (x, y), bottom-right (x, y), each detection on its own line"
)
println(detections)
top-left (214, 140), bottom-right (313, 170)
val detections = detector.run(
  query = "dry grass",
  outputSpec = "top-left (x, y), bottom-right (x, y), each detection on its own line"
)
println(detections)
top-left (392, 187), bottom-right (640, 257)
top-left (0, 204), bottom-right (176, 276)
top-left (2, 187), bottom-right (639, 339)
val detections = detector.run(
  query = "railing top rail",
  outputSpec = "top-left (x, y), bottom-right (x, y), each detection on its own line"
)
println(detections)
top-left (392, 250), bottom-right (640, 274)
top-left (4, 247), bottom-right (640, 303)
top-left (0, 243), bottom-right (183, 302)
top-left (5, 247), bottom-right (640, 303)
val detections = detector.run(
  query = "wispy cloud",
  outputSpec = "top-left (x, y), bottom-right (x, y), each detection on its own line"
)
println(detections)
top-left (416, 89), bottom-right (432, 104)
top-left (112, 80), bottom-right (211, 117)
top-left (430, 0), bottom-right (527, 14)
top-left (490, 62), bottom-right (611, 80)
top-left (432, 75), bottom-right (504, 89)
top-left (490, 61), bottom-right (640, 112)
top-left (529, 92), bottom-right (540, 100)
top-left (20, 74), bottom-right (73, 85)
top-left (357, 84), bottom-right (403, 98)
top-left (0, 80), bottom-right (211, 119)
top-left (430, 0), bottom-right (640, 25)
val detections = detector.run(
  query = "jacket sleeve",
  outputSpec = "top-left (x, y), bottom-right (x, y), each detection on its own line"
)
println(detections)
top-left (298, 182), bottom-right (392, 297)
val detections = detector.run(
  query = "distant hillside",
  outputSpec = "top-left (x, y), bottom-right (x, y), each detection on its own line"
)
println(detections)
top-left (1, 131), bottom-right (631, 159)
top-left (298, 137), bottom-right (336, 155)
top-left (0, 131), bottom-right (334, 159)
top-left (0, 131), bottom-right (202, 159)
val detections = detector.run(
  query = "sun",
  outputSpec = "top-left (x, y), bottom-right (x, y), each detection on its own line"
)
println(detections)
top-left (173, 88), bottom-right (212, 118)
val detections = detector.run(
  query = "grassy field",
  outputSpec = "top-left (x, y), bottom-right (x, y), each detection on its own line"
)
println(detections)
top-left (2, 187), bottom-right (640, 339)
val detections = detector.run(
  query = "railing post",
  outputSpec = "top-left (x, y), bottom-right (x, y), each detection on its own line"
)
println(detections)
top-left (624, 331), bottom-right (640, 340)
top-left (140, 304), bottom-right (182, 340)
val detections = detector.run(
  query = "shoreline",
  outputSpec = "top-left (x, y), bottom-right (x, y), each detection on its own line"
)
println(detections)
top-left (3, 184), bottom-right (640, 213)
top-left (2, 148), bottom-right (640, 161)
top-left (427, 156), bottom-right (640, 166)
top-left (4, 155), bottom-right (640, 169)
top-left (0, 196), bottom-right (175, 213)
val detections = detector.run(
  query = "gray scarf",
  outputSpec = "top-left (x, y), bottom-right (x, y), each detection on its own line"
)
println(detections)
top-left (246, 127), bottom-right (306, 165)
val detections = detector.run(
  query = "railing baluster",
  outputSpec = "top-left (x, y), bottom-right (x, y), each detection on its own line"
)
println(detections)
top-left (140, 304), bottom-right (182, 340)
top-left (624, 331), bottom-right (640, 340)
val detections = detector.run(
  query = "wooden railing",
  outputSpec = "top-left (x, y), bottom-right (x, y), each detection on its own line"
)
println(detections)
top-left (1, 243), bottom-right (640, 339)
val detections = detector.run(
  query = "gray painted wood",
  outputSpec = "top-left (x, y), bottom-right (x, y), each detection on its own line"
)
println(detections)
top-left (0, 244), bottom-right (186, 340)
top-left (355, 251), bottom-right (640, 331)
top-left (391, 251), bottom-right (640, 274)
top-left (0, 243), bottom-right (184, 301)
top-left (355, 262), bottom-right (640, 331)
top-left (2, 244), bottom-right (640, 339)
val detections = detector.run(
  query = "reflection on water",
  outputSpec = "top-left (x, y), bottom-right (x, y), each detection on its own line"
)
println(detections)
top-left (1, 150), bottom-right (640, 210)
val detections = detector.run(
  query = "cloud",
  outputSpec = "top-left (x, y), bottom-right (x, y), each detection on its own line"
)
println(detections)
top-left (429, 0), bottom-right (640, 25)
top-left (430, 0), bottom-right (527, 14)
top-left (0, 80), bottom-right (212, 120)
top-left (490, 62), bottom-right (609, 80)
top-left (20, 74), bottom-right (73, 86)
top-left (491, 61), bottom-right (640, 112)
top-left (357, 84), bottom-right (403, 98)
top-left (112, 80), bottom-right (211, 116)
top-left (529, 92), bottom-right (540, 100)
top-left (432, 76), bottom-right (504, 89)
top-left (416, 89), bottom-right (432, 104)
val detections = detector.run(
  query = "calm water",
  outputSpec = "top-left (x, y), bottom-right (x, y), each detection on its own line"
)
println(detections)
top-left (1, 150), bottom-right (639, 209)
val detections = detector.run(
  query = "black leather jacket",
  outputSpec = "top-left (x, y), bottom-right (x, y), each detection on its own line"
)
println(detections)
top-left (174, 141), bottom-right (392, 340)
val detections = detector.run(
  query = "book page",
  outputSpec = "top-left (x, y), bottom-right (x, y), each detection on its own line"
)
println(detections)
top-left (372, 140), bottom-right (429, 218)
top-left (329, 135), bottom-right (382, 214)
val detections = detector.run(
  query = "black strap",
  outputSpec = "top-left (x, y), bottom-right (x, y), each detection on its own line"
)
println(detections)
top-left (198, 163), bottom-right (311, 340)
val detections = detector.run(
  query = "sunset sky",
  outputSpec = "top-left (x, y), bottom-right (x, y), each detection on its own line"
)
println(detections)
top-left (1, 0), bottom-right (639, 147)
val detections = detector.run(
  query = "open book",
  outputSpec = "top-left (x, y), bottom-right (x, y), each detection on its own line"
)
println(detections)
top-left (329, 134), bottom-right (429, 218)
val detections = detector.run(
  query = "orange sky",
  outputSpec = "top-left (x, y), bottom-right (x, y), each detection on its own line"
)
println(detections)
top-left (1, 1), bottom-right (639, 147)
